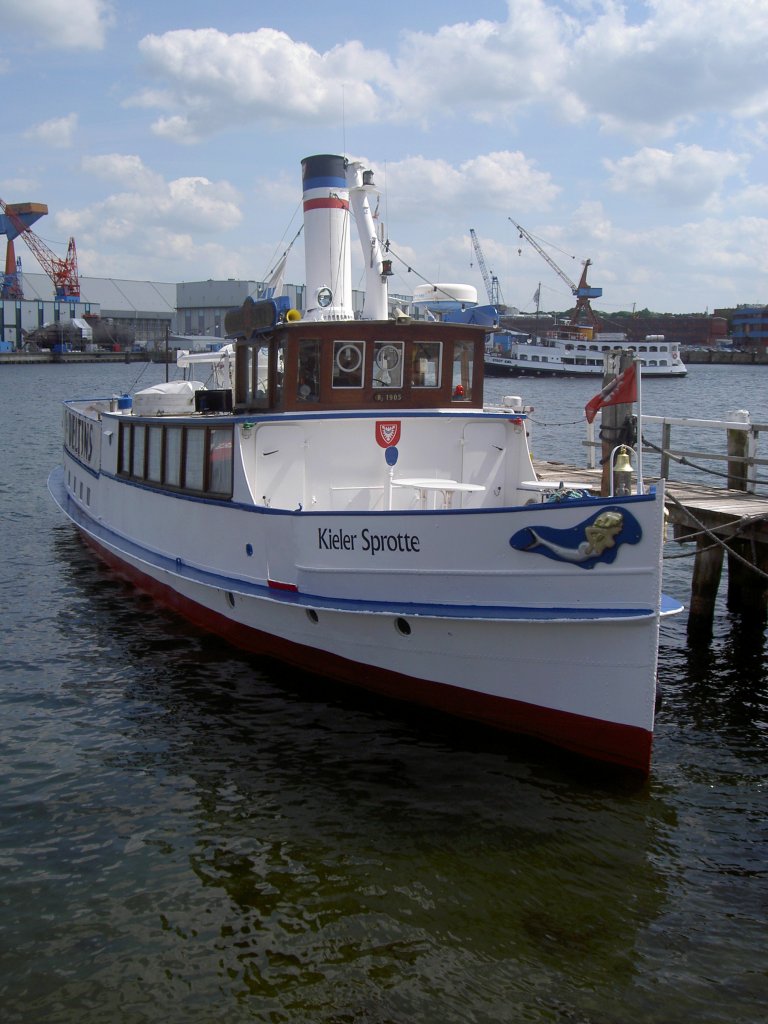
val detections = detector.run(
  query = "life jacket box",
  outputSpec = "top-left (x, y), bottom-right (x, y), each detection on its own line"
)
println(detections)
top-left (195, 388), bottom-right (233, 413)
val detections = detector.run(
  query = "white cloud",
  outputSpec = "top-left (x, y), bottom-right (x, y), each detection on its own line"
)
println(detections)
top-left (24, 113), bottom-right (78, 149)
top-left (136, 28), bottom-right (392, 141)
top-left (604, 144), bottom-right (746, 207)
top-left (124, 2), bottom-right (768, 144)
top-left (383, 151), bottom-right (559, 221)
top-left (389, 2), bottom-right (566, 123)
top-left (57, 154), bottom-right (243, 274)
top-left (564, 0), bottom-right (768, 137)
top-left (0, 0), bottom-right (114, 50)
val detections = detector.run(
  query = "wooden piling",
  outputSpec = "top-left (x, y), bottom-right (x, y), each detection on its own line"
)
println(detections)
top-left (688, 536), bottom-right (725, 634)
top-left (727, 538), bottom-right (768, 622)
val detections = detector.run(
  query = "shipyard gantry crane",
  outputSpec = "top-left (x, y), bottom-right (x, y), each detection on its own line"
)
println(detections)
top-left (509, 218), bottom-right (601, 328)
top-left (469, 228), bottom-right (504, 306)
top-left (0, 198), bottom-right (79, 300)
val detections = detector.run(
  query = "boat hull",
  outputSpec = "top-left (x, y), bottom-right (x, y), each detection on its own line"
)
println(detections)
top-left (50, 467), bottom-right (660, 773)
top-left (485, 356), bottom-right (686, 378)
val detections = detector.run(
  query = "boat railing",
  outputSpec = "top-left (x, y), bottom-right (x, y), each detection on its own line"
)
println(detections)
top-left (585, 412), bottom-right (768, 494)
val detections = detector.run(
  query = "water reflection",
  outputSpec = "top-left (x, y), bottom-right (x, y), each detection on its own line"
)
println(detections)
top-left (19, 531), bottom-right (679, 1022)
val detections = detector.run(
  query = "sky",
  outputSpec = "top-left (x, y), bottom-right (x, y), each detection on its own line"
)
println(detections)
top-left (1, 0), bottom-right (767, 316)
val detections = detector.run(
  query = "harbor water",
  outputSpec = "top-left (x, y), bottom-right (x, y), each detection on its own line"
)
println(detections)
top-left (1, 361), bottom-right (766, 1023)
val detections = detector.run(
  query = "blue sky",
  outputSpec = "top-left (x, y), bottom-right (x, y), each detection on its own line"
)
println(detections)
top-left (1, 0), bottom-right (766, 315)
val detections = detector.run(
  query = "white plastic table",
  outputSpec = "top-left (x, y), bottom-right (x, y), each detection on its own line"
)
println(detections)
top-left (392, 477), bottom-right (486, 509)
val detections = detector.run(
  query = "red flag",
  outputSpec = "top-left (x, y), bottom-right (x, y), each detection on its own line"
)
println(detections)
top-left (584, 363), bottom-right (638, 424)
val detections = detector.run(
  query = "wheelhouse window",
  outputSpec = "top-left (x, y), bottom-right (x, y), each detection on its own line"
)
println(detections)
top-left (236, 338), bottom-right (280, 409)
top-left (297, 339), bottom-right (321, 402)
top-left (452, 340), bottom-right (475, 401)
top-left (333, 341), bottom-right (365, 388)
top-left (372, 341), bottom-right (404, 388)
top-left (410, 342), bottom-right (441, 388)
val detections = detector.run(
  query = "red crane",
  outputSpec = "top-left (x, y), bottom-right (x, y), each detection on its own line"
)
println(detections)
top-left (0, 198), bottom-right (80, 299)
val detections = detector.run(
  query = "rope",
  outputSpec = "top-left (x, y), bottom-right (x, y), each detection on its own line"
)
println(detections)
top-left (126, 358), bottom-right (153, 393)
top-left (528, 415), bottom-right (584, 428)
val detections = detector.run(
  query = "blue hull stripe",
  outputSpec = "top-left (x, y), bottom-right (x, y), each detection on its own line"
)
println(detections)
top-left (49, 466), bottom-right (659, 623)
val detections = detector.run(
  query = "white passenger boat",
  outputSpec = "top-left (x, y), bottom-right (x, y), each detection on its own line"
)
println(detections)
top-left (49, 154), bottom-right (681, 773)
top-left (485, 327), bottom-right (687, 377)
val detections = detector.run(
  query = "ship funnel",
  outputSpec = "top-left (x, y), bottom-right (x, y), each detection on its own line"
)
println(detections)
top-left (301, 154), bottom-right (353, 322)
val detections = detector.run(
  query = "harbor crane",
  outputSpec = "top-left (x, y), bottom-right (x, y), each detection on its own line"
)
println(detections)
top-left (509, 218), bottom-right (601, 328)
top-left (0, 198), bottom-right (79, 300)
top-left (469, 228), bottom-right (504, 307)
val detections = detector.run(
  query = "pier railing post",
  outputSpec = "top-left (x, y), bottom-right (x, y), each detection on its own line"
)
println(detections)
top-left (726, 410), bottom-right (750, 491)
top-left (660, 421), bottom-right (672, 480)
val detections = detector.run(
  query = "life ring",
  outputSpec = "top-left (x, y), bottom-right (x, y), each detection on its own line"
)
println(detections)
top-left (375, 344), bottom-right (400, 370)
top-left (335, 344), bottom-right (362, 373)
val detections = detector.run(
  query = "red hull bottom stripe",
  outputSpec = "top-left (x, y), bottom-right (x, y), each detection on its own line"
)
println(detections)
top-left (81, 533), bottom-right (653, 775)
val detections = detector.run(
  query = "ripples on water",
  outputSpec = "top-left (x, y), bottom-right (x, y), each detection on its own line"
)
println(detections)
top-left (0, 363), bottom-right (766, 1023)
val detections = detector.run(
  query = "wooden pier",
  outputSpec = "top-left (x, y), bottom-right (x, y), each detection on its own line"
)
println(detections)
top-left (532, 409), bottom-right (768, 632)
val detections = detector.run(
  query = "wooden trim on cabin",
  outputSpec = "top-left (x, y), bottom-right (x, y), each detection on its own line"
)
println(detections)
top-left (233, 320), bottom-right (486, 413)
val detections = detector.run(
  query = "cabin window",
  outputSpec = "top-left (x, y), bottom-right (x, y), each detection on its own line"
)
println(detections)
top-left (132, 423), bottom-right (146, 477)
top-left (116, 422), bottom-right (233, 499)
top-left (333, 341), bottom-right (365, 388)
top-left (147, 425), bottom-right (164, 483)
top-left (410, 342), bottom-right (441, 387)
top-left (165, 426), bottom-right (183, 487)
top-left (118, 423), bottom-right (129, 474)
top-left (373, 341), bottom-right (404, 388)
top-left (185, 428), bottom-right (206, 491)
top-left (452, 340), bottom-right (474, 401)
top-left (209, 428), bottom-right (233, 495)
top-left (297, 340), bottom-right (321, 402)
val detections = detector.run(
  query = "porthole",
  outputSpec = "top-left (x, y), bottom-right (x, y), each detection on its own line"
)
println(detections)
top-left (395, 617), bottom-right (411, 636)
top-left (306, 609), bottom-right (319, 624)
top-left (225, 592), bottom-right (236, 608)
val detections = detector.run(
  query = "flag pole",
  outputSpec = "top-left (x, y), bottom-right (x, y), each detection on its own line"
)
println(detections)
top-left (635, 357), bottom-right (644, 494)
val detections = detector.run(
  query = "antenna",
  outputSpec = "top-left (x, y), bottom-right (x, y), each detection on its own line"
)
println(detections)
top-left (342, 84), bottom-right (346, 158)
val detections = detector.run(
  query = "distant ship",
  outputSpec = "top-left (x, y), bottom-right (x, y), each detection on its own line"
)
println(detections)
top-left (485, 327), bottom-right (687, 378)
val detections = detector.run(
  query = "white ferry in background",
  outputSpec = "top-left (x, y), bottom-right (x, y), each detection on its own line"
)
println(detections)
top-left (485, 326), bottom-right (687, 378)
top-left (49, 153), bottom-right (680, 775)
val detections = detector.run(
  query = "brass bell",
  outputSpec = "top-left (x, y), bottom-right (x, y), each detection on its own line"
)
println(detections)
top-left (613, 445), bottom-right (633, 496)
